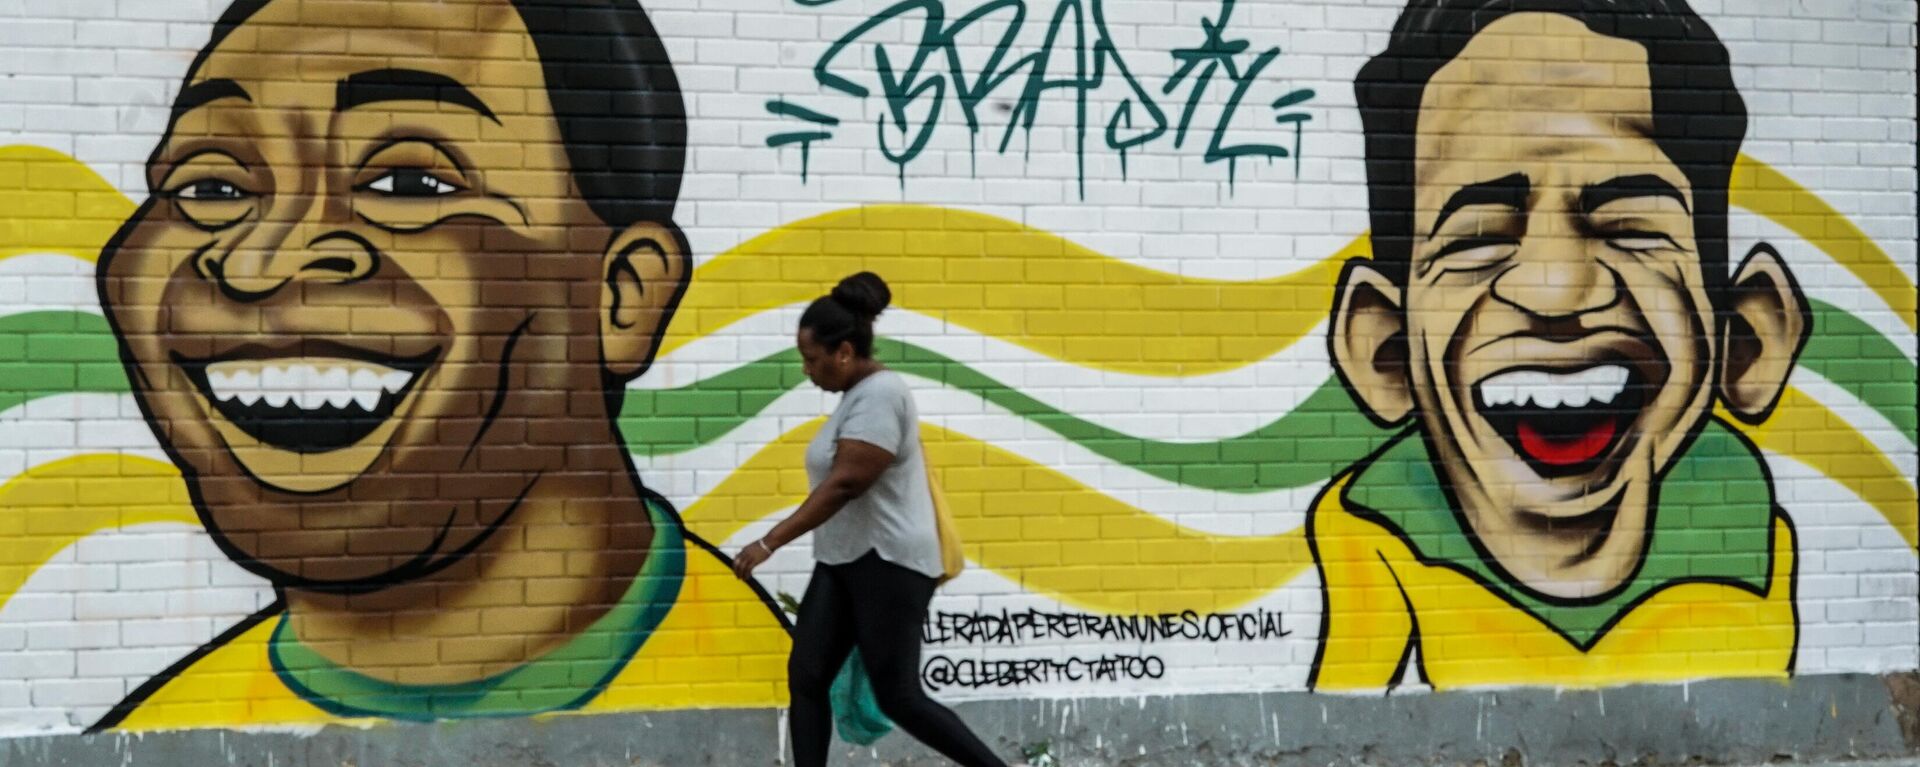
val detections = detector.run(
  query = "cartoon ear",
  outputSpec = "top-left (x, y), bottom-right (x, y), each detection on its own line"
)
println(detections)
top-left (600, 221), bottom-right (691, 382)
top-left (1717, 242), bottom-right (1810, 423)
top-left (1330, 261), bottom-right (1414, 426)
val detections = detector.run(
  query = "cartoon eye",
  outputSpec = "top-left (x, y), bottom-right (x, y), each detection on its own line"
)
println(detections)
top-left (166, 177), bottom-right (254, 230)
top-left (173, 179), bottom-right (249, 200)
top-left (364, 169), bottom-right (462, 197)
top-left (1605, 232), bottom-right (1680, 253)
top-left (1428, 236), bottom-right (1518, 274)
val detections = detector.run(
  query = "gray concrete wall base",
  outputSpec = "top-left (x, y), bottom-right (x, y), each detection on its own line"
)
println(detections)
top-left (3, 673), bottom-right (1914, 766)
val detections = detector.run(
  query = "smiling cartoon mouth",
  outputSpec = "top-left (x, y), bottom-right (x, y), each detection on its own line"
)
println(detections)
top-left (181, 354), bottom-right (433, 454)
top-left (1475, 364), bottom-right (1646, 477)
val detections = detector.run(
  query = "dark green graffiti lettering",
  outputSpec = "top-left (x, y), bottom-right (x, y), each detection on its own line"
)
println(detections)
top-left (763, 0), bottom-right (1314, 193)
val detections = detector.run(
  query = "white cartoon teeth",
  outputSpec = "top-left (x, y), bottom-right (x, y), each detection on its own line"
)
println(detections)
top-left (1477, 365), bottom-right (1630, 410)
top-left (204, 358), bottom-right (414, 413)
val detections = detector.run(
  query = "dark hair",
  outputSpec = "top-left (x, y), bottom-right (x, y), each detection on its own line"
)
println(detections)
top-left (1355, 0), bottom-right (1745, 300)
top-left (182, 0), bottom-right (686, 228)
top-left (800, 272), bottom-right (892, 359)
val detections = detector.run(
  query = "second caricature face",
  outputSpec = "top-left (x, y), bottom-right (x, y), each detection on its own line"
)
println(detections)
top-left (99, 0), bottom-right (687, 588)
top-left (1334, 13), bottom-right (1806, 594)
top-left (1405, 13), bottom-right (1711, 525)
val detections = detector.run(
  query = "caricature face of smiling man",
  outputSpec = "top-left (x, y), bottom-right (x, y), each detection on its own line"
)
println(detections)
top-left (99, 0), bottom-right (689, 589)
top-left (1334, 12), bottom-right (1807, 598)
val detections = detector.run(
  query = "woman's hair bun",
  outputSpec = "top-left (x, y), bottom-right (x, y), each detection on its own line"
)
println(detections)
top-left (830, 272), bottom-right (891, 322)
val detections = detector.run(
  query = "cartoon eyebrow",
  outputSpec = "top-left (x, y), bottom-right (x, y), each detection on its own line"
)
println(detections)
top-left (171, 78), bottom-right (252, 119)
top-left (1428, 172), bottom-right (1529, 238)
top-left (1580, 174), bottom-right (1691, 215)
top-left (336, 68), bottom-right (500, 124)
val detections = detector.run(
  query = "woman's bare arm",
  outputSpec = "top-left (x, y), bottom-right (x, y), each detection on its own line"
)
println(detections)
top-left (732, 439), bottom-right (893, 578)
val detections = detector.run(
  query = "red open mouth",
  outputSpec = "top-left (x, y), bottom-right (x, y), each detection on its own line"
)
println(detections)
top-left (1516, 417), bottom-right (1618, 467)
top-left (1476, 364), bottom-right (1644, 477)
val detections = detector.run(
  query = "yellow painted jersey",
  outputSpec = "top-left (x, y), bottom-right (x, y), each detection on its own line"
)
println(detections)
top-left (109, 545), bottom-right (789, 732)
top-left (1309, 470), bottom-right (1797, 690)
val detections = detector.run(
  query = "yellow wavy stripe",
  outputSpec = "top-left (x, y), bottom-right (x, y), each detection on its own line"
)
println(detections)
top-left (0, 144), bottom-right (1912, 617)
top-left (664, 204), bottom-right (1357, 377)
top-left (666, 155), bottom-right (1911, 377)
top-left (0, 145), bottom-right (131, 263)
top-left (0, 455), bottom-right (199, 611)
top-left (676, 418), bottom-right (1313, 614)
top-left (1731, 154), bottom-right (1916, 331)
top-left (1722, 389), bottom-right (1919, 549)
top-left (3, 146), bottom-right (1910, 375)
top-left (3, 391), bottom-right (1908, 618)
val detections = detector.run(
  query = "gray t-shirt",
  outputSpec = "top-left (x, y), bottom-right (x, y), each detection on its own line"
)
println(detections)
top-left (805, 370), bottom-right (944, 578)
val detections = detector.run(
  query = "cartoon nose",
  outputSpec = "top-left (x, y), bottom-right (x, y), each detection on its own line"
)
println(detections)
top-left (203, 232), bottom-right (379, 300)
top-left (1489, 237), bottom-right (1622, 319)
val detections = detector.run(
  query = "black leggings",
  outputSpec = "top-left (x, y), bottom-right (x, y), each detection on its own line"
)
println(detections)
top-left (787, 552), bottom-right (1006, 767)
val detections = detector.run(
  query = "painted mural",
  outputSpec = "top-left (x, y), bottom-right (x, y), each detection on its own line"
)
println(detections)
top-left (0, 0), bottom-right (1914, 740)
top-left (1313, 5), bottom-right (1809, 688)
top-left (82, 0), bottom-right (790, 731)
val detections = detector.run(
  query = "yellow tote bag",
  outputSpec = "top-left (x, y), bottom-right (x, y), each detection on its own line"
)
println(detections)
top-left (920, 443), bottom-right (966, 584)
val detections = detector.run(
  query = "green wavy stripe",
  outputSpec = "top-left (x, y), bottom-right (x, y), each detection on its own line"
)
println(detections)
top-left (0, 311), bottom-right (126, 413)
top-left (1803, 299), bottom-right (1917, 438)
top-left (617, 311), bottom-right (1918, 490)
top-left (2, 307), bottom-right (1912, 495)
top-left (619, 339), bottom-right (1392, 491)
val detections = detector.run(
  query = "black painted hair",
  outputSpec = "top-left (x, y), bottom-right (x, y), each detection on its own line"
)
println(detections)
top-left (1355, 0), bottom-right (1745, 300)
top-left (183, 0), bottom-right (686, 227)
top-left (800, 272), bottom-right (892, 359)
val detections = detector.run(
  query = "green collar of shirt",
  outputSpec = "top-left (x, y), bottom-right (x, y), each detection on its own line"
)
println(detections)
top-left (270, 497), bottom-right (685, 722)
top-left (1343, 417), bottom-right (1776, 646)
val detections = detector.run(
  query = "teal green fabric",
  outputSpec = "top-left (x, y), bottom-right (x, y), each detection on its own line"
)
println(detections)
top-left (831, 650), bottom-right (894, 745)
top-left (269, 499), bottom-right (685, 721)
top-left (1344, 418), bottom-right (1776, 644)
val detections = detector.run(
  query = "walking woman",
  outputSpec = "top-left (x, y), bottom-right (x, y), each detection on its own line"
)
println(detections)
top-left (731, 273), bottom-right (1007, 767)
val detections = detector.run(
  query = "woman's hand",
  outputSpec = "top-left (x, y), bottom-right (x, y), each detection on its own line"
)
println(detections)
top-left (733, 539), bottom-right (774, 580)
top-left (732, 439), bottom-right (893, 582)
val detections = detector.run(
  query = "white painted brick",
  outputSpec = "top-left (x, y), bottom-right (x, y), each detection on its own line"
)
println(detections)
top-left (76, 647), bottom-right (189, 679)
top-left (28, 678), bottom-right (120, 709)
top-left (77, 533), bottom-right (191, 565)
top-left (0, 19), bottom-right (74, 45)
top-left (1858, 573), bottom-right (1917, 598)
top-left (0, 0), bottom-right (1912, 734)
top-left (737, 13), bottom-right (818, 41)
top-left (0, 652), bottom-right (75, 682)
top-left (1798, 621), bottom-right (1862, 648)
top-left (1827, 598), bottom-right (1915, 623)
top-left (74, 19), bottom-right (167, 48)
top-left (23, 622), bottom-right (118, 652)
top-left (73, 593), bottom-right (166, 622)
top-left (115, 561), bottom-right (209, 591)
top-left (117, 616), bottom-right (216, 648)
top-left (0, 76), bottom-right (74, 104)
top-left (22, 565), bottom-right (117, 595)
top-left (0, 594), bottom-right (73, 624)
top-left (1826, 549), bottom-right (1918, 574)
top-left (164, 587), bottom-right (272, 617)
top-left (73, 77), bottom-right (168, 109)
top-left (696, 39), bottom-right (780, 66)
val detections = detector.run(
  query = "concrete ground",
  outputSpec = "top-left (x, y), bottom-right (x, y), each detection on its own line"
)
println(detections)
top-left (1, 674), bottom-right (1914, 766)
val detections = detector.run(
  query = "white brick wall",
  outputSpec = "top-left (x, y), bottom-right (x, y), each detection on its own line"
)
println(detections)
top-left (0, 0), bottom-right (1913, 739)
